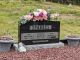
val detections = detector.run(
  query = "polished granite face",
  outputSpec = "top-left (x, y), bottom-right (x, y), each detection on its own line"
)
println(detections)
top-left (19, 21), bottom-right (60, 45)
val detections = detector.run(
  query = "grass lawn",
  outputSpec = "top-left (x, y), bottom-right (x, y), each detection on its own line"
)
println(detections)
top-left (0, 1), bottom-right (80, 41)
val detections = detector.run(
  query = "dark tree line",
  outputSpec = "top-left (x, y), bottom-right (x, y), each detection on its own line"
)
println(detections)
top-left (19, 0), bottom-right (80, 5)
top-left (46, 0), bottom-right (80, 5)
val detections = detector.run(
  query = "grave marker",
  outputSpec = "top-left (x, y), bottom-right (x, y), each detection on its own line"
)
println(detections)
top-left (19, 21), bottom-right (60, 45)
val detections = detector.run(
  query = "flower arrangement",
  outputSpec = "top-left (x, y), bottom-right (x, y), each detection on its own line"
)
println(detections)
top-left (20, 9), bottom-right (50, 24)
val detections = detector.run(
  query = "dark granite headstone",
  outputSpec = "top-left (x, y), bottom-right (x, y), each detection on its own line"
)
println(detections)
top-left (19, 21), bottom-right (60, 45)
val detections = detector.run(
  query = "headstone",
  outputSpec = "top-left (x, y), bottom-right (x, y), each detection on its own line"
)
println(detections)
top-left (19, 21), bottom-right (60, 45)
top-left (16, 21), bottom-right (64, 52)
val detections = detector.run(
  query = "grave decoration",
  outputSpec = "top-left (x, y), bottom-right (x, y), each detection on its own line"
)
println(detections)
top-left (0, 34), bottom-right (15, 52)
top-left (65, 35), bottom-right (80, 46)
top-left (19, 9), bottom-right (60, 45)
top-left (20, 9), bottom-right (50, 24)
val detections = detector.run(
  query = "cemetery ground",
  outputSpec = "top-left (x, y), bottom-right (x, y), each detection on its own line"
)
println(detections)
top-left (0, 1), bottom-right (80, 60)
top-left (1, 46), bottom-right (80, 60)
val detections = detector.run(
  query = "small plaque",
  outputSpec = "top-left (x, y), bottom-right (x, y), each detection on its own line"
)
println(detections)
top-left (19, 21), bottom-right (60, 45)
